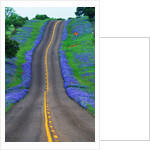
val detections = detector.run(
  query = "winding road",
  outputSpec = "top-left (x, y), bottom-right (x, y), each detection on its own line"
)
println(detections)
top-left (5, 20), bottom-right (95, 142)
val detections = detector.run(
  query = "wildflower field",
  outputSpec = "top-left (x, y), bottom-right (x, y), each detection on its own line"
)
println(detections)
top-left (5, 19), bottom-right (50, 112)
top-left (59, 16), bottom-right (95, 116)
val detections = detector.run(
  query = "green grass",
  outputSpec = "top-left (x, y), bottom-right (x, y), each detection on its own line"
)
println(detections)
top-left (8, 19), bottom-right (51, 88)
top-left (60, 18), bottom-right (95, 116)
top-left (87, 104), bottom-right (95, 116)
top-left (5, 103), bottom-right (13, 113)
top-left (60, 19), bottom-right (95, 93)
top-left (6, 24), bottom-right (15, 36)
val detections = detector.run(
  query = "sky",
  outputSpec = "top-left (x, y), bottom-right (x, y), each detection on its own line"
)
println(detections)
top-left (13, 7), bottom-right (77, 20)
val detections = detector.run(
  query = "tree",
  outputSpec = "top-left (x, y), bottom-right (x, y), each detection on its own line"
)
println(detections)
top-left (5, 7), bottom-right (15, 30)
top-left (5, 18), bottom-right (12, 30)
top-left (75, 7), bottom-right (95, 22)
top-left (5, 34), bottom-right (19, 58)
top-left (10, 13), bottom-right (25, 28)
top-left (75, 7), bottom-right (85, 17)
top-left (5, 8), bottom-right (27, 32)
top-left (5, 7), bottom-right (15, 19)
top-left (35, 14), bottom-right (49, 20)
top-left (84, 7), bottom-right (95, 22)
top-left (24, 16), bottom-right (29, 21)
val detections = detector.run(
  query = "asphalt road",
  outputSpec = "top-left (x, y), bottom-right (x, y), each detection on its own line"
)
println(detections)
top-left (5, 20), bottom-right (95, 142)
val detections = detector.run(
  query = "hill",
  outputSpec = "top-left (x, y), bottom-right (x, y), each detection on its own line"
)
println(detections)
top-left (59, 16), bottom-right (95, 115)
top-left (5, 17), bottom-right (95, 116)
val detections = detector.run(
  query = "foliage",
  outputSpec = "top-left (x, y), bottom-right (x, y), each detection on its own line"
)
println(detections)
top-left (5, 7), bottom-right (15, 19)
top-left (10, 13), bottom-right (26, 28)
top-left (24, 16), bottom-right (29, 20)
top-left (35, 14), bottom-right (49, 20)
top-left (5, 7), bottom-right (14, 30)
top-left (5, 8), bottom-right (28, 33)
top-left (84, 7), bottom-right (95, 22)
top-left (57, 18), bottom-right (65, 20)
top-left (75, 7), bottom-right (85, 17)
top-left (6, 25), bottom-right (15, 36)
top-left (5, 34), bottom-right (19, 58)
top-left (75, 7), bottom-right (95, 22)
top-left (5, 18), bottom-right (12, 30)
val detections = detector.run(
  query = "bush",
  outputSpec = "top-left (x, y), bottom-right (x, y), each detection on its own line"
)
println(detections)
top-left (5, 18), bottom-right (12, 30)
top-left (10, 14), bottom-right (26, 28)
top-left (57, 18), bottom-right (65, 20)
top-left (5, 34), bottom-right (19, 58)
top-left (24, 16), bottom-right (29, 20)
top-left (35, 14), bottom-right (49, 20)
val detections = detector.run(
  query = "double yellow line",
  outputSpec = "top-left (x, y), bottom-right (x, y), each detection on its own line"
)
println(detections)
top-left (44, 21), bottom-right (60, 142)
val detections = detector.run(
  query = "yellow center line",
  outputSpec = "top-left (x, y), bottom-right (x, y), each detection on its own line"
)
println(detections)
top-left (44, 21), bottom-right (60, 142)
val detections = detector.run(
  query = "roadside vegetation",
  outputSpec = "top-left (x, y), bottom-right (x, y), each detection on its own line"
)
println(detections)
top-left (59, 7), bottom-right (95, 116)
top-left (5, 7), bottom-right (52, 112)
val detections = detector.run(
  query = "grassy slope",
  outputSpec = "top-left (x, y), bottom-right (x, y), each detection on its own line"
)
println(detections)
top-left (61, 18), bottom-right (95, 92)
top-left (60, 17), bottom-right (95, 115)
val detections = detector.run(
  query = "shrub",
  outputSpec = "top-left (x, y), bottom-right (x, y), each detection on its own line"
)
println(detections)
top-left (5, 34), bottom-right (19, 58)
top-left (57, 18), bottom-right (65, 20)
top-left (10, 14), bottom-right (26, 28)
top-left (35, 14), bottom-right (49, 20)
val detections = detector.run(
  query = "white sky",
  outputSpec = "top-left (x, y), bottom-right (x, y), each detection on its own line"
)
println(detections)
top-left (13, 7), bottom-right (77, 20)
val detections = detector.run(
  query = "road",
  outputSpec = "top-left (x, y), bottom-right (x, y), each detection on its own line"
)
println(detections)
top-left (5, 20), bottom-right (95, 142)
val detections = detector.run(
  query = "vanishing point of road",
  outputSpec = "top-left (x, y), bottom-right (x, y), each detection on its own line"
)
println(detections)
top-left (5, 20), bottom-right (95, 142)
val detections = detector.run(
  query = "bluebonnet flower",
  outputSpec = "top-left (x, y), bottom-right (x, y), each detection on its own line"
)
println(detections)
top-left (62, 20), bottom-right (71, 41)
top-left (5, 57), bottom-right (17, 89)
top-left (66, 87), bottom-right (95, 108)
top-left (70, 17), bottom-right (93, 41)
top-left (81, 72), bottom-right (95, 77)
top-left (11, 20), bottom-right (41, 46)
top-left (11, 26), bottom-right (33, 45)
top-left (88, 78), bottom-right (95, 84)
top-left (5, 89), bottom-right (29, 105)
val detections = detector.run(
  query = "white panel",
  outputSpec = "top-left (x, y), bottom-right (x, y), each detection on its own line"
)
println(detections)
top-left (100, 38), bottom-right (149, 140)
